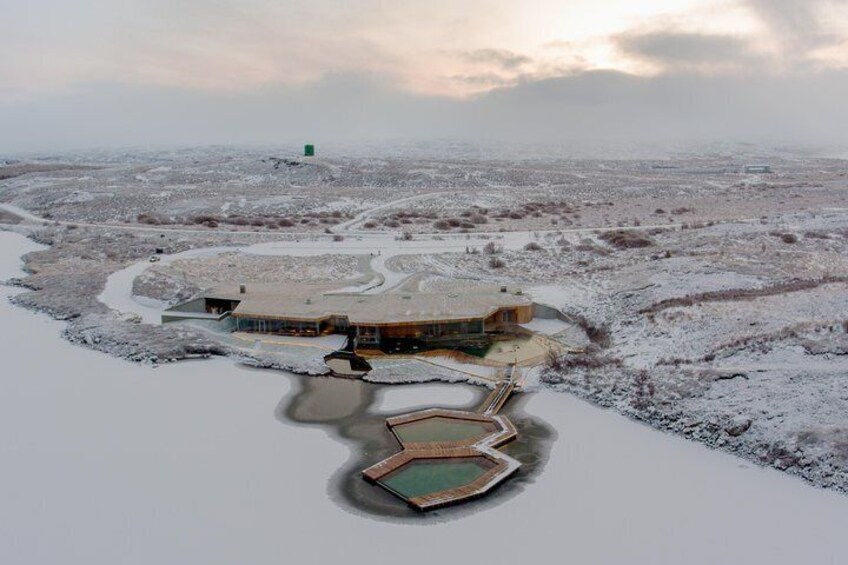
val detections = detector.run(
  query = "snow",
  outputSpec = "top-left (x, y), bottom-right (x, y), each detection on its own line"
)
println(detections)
top-left (520, 318), bottom-right (572, 335)
top-left (412, 355), bottom-right (500, 381)
top-left (0, 203), bottom-right (49, 225)
top-left (526, 284), bottom-right (575, 309)
top-left (99, 232), bottom-right (530, 324)
top-left (374, 383), bottom-right (478, 412)
top-left (4, 230), bottom-right (848, 564)
top-left (98, 246), bottom-right (235, 324)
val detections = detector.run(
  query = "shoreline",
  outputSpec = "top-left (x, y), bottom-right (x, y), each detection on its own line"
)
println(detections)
top-left (3, 223), bottom-right (848, 497)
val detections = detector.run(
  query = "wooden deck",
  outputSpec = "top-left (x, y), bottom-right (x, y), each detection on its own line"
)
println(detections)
top-left (362, 403), bottom-right (521, 510)
top-left (479, 364), bottom-right (519, 415)
top-left (361, 366), bottom-right (523, 511)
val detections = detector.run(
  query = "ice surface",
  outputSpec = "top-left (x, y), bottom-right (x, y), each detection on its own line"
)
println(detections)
top-left (374, 383), bottom-right (478, 412)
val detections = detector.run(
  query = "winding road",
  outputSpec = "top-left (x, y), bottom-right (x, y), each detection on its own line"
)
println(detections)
top-left (0, 198), bottom-right (728, 326)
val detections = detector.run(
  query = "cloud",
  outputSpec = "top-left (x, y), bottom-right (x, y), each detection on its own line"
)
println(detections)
top-left (4, 68), bottom-right (848, 153)
top-left (455, 49), bottom-right (532, 70)
top-left (449, 73), bottom-right (518, 87)
top-left (746, 0), bottom-right (848, 53)
top-left (616, 31), bottom-right (757, 71)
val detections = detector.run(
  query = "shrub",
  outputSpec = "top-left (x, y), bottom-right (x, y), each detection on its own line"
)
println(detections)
top-left (433, 220), bottom-right (451, 230)
top-left (598, 230), bottom-right (654, 249)
top-left (639, 276), bottom-right (848, 315)
top-left (278, 218), bottom-right (294, 227)
top-left (470, 214), bottom-right (488, 224)
top-left (488, 256), bottom-right (505, 269)
top-left (137, 214), bottom-right (160, 225)
top-left (524, 242), bottom-right (543, 251)
top-left (483, 241), bottom-right (501, 254)
top-left (544, 351), bottom-right (622, 374)
top-left (192, 214), bottom-right (219, 225)
top-left (803, 231), bottom-right (829, 240)
top-left (781, 233), bottom-right (798, 244)
top-left (401, 231), bottom-right (413, 241)
top-left (332, 234), bottom-right (344, 242)
top-left (565, 314), bottom-right (611, 348)
top-left (363, 220), bottom-right (378, 229)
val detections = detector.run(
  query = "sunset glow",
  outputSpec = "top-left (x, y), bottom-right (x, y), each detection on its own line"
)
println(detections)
top-left (3, 0), bottom-right (848, 102)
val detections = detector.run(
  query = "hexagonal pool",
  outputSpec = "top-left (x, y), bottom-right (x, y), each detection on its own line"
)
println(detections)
top-left (392, 416), bottom-right (497, 444)
top-left (378, 456), bottom-right (496, 500)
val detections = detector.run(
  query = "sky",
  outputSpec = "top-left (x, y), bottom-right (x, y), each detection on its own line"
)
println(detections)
top-left (2, 0), bottom-right (848, 152)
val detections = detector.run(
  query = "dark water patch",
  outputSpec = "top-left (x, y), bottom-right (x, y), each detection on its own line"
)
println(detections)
top-left (270, 370), bottom-right (556, 522)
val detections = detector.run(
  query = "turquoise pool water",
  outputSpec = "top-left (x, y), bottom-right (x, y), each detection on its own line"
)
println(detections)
top-left (392, 416), bottom-right (496, 443)
top-left (379, 457), bottom-right (493, 499)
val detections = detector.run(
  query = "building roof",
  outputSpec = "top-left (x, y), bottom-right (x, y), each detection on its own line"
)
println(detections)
top-left (205, 283), bottom-right (532, 326)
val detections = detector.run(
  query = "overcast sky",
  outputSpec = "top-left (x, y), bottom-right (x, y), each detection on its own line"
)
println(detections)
top-left (2, 0), bottom-right (848, 153)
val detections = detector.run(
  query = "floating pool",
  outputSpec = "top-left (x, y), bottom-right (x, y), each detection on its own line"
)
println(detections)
top-left (392, 416), bottom-right (496, 444)
top-left (379, 457), bottom-right (494, 499)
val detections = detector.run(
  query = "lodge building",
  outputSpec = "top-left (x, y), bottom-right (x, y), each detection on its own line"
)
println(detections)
top-left (163, 283), bottom-right (534, 352)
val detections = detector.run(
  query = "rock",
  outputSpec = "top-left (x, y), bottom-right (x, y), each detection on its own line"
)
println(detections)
top-left (725, 416), bottom-right (752, 437)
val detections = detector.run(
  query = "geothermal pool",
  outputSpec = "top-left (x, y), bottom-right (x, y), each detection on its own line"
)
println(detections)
top-left (379, 457), bottom-right (495, 499)
top-left (392, 416), bottom-right (497, 444)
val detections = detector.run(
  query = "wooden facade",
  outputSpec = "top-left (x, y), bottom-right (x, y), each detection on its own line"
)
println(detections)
top-left (231, 304), bottom-right (534, 351)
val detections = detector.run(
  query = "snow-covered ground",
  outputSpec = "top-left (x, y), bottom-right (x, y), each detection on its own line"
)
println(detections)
top-left (4, 230), bottom-right (848, 564)
top-left (99, 246), bottom-right (236, 323)
top-left (520, 317), bottom-right (572, 335)
top-left (98, 229), bottom-right (559, 324)
top-left (6, 150), bottom-right (848, 514)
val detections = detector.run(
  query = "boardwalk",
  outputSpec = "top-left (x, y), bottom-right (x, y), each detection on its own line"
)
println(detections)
top-left (479, 364), bottom-right (519, 415)
top-left (362, 368), bottom-right (522, 511)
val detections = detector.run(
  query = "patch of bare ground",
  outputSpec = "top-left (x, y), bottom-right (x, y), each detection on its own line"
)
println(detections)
top-left (0, 209), bottom-right (21, 224)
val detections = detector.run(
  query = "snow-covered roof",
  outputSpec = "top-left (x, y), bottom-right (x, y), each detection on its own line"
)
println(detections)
top-left (206, 284), bottom-right (531, 325)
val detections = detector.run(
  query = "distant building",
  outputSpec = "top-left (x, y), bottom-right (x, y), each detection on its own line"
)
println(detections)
top-left (163, 284), bottom-right (534, 352)
top-left (745, 164), bottom-right (772, 174)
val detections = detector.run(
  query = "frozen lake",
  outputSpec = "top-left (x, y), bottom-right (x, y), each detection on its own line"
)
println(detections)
top-left (2, 230), bottom-right (848, 564)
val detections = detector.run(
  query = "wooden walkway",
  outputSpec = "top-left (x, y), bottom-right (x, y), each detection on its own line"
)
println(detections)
top-left (362, 393), bottom-right (522, 511)
top-left (479, 364), bottom-right (519, 415)
top-left (362, 413), bottom-right (521, 511)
